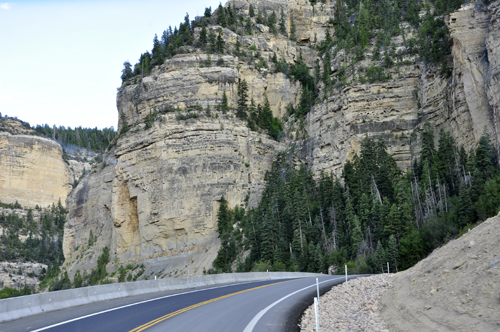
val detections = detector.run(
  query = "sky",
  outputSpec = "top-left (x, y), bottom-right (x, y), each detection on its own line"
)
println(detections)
top-left (0, 0), bottom-right (221, 130)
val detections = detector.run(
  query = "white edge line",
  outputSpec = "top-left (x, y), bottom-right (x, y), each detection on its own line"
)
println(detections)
top-left (30, 279), bottom-right (293, 332)
top-left (243, 276), bottom-right (346, 332)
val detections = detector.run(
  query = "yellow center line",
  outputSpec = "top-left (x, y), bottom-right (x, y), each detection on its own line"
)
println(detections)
top-left (128, 280), bottom-right (291, 332)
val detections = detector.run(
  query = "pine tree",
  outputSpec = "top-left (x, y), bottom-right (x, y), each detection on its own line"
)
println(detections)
top-left (268, 11), bottom-right (277, 33)
top-left (374, 240), bottom-right (385, 273)
top-left (199, 25), bottom-right (208, 46)
top-left (220, 91), bottom-right (229, 114)
top-left (290, 15), bottom-right (296, 40)
top-left (322, 52), bottom-right (331, 86)
top-left (216, 28), bottom-right (225, 53)
top-left (237, 79), bottom-right (249, 119)
top-left (217, 3), bottom-right (227, 27)
top-left (279, 8), bottom-right (287, 35)
top-left (209, 31), bottom-right (217, 53)
top-left (249, 4), bottom-right (255, 17)
top-left (151, 34), bottom-right (163, 65)
top-left (204, 6), bottom-right (212, 17)
top-left (421, 123), bottom-right (435, 166)
top-left (387, 235), bottom-right (399, 272)
top-left (257, 8), bottom-right (263, 24)
top-left (235, 37), bottom-right (241, 55)
top-left (458, 186), bottom-right (474, 227)
top-left (121, 61), bottom-right (133, 83)
top-left (351, 215), bottom-right (363, 258)
top-left (245, 17), bottom-right (253, 35)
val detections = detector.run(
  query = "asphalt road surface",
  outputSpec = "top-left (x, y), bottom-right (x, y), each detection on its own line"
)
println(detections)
top-left (1, 275), bottom-right (354, 332)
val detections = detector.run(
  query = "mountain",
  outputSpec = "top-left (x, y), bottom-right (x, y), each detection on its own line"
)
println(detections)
top-left (57, 0), bottom-right (499, 280)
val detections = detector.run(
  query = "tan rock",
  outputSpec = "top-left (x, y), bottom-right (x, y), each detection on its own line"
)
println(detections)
top-left (0, 132), bottom-right (71, 208)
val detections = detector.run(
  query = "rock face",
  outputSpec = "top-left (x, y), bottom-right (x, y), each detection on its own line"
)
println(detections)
top-left (64, 114), bottom-right (285, 276)
top-left (0, 262), bottom-right (47, 291)
top-left (0, 132), bottom-right (71, 208)
top-left (303, 0), bottom-right (500, 177)
top-left (63, 0), bottom-right (500, 277)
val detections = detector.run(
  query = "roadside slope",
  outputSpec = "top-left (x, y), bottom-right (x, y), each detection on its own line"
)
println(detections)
top-left (380, 213), bottom-right (500, 331)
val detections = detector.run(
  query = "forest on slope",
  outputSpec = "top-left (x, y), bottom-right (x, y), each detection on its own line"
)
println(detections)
top-left (212, 127), bottom-right (500, 274)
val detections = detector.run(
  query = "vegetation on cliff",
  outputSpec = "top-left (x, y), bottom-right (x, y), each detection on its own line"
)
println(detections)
top-left (0, 201), bottom-right (67, 292)
top-left (33, 124), bottom-right (116, 153)
top-left (0, 114), bottom-right (116, 153)
top-left (213, 128), bottom-right (500, 274)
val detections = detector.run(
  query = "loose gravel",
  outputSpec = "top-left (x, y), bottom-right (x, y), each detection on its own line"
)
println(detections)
top-left (300, 274), bottom-right (392, 332)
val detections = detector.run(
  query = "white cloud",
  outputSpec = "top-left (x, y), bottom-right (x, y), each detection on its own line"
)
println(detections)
top-left (0, 3), bottom-right (12, 10)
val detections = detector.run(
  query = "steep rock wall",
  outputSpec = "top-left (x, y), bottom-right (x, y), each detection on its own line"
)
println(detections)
top-left (304, 1), bottom-right (500, 178)
top-left (0, 133), bottom-right (71, 208)
top-left (64, 104), bottom-right (285, 277)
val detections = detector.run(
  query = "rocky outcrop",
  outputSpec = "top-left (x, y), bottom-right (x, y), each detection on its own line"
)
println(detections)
top-left (0, 133), bottom-right (71, 208)
top-left (303, 1), bottom-right (500, 178)
top-left (64, 114), bottom-right (285, 277)
top-left (0, 262), bottom-right (47, 291)
top-left (485, 0), bottom-right (500, 152)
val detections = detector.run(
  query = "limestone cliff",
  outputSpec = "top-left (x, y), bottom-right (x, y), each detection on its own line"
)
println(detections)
top-left (63, 0), bottom-right (500, 278)
top-left (0, 133), bottom-right (71, 208)
top-left (303, 0), bottom-right (500, 177)
top-left (64, 115), bottom-right (285, 277)
top-left (0, 117), bottom-right (92, 209)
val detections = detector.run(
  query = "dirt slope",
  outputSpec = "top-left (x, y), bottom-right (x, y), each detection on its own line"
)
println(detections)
top-left (380, 213), bottom-right (500, 331)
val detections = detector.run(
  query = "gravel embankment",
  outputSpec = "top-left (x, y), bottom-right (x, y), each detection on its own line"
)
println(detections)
top-left (300, 274), bottom-right (392, 332)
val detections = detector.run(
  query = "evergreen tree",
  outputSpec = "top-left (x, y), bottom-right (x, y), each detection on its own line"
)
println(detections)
top-left (421, 123), bottom-right (435, 165)
top-left (237, 79), bottom-right (249, 119)
top-left (351, 215), bottom-right (363, 257)
top-left (374, 240), bottom-right (385, 273)
top-left (245, 17), bottom-right (253, 35)
top-left (120, 61), bottom-right (133, 83)
top-left (279, 8), bottom-right (287, 35)
top-left (268, 11), bottom-right (277, 33)
top-left (458, 186), bottom-right (474, 227)
top-left (249, 4), bottom-right (255, 17)
top-left (220, 91), bottom-right (229, 113)
top-left (217, 3), bottom-right (227, 27)
top-left (209, 30), bottom-right (217, 53)
top-left (216, 28), bottom-right (225, 53)
top-left (151, 34), bottom-right (163, 65)
top-left (257, 8), bottom-right (263, 24)
top-left (387, 235), bottom-right (399, 272)
top-left (290, 15), bottom-right (296, 40)
top-left (204, 6), bottom-right (212, 17)
top-left (199, 25), bottom-right (208, 46)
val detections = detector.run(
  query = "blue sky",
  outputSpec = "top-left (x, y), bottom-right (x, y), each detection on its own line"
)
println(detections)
top-left (0, 0), bottom-right (221, 129)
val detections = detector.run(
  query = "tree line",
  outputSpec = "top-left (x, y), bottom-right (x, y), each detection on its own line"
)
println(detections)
top-left (34, 124), bottom-right (116, 153)
top-left (120, 2), bottom-right (295, 84)
top-left (212, 127), bottom-right (500, 274)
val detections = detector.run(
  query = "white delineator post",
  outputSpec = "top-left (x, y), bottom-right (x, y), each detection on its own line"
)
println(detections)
top-left (316, 278), bottom-right (320, 305)
top-left (345, 265), bottom-right (348, 289)
top-left (314, 297), bottom-right (320, 332)
top-left (387, 262), bottom-right (390, 274)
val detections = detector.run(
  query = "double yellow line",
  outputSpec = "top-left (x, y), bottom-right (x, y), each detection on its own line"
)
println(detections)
top-left (129, 281), bottom-right (288, 332)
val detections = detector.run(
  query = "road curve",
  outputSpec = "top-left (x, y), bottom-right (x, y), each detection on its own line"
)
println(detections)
top-left (0, 276), bottom-right (354, 332)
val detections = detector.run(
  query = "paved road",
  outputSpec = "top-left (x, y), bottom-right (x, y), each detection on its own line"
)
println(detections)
top-left (1, 275), bottom-right (354, 332)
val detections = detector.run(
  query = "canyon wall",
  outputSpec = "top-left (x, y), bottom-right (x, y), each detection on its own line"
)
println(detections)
top-left (63, 0), bottom-right (500, 277)
top-left (0, 133), bottom-right (71, 208)
top-left (303, 0), bottom-right (499, 177)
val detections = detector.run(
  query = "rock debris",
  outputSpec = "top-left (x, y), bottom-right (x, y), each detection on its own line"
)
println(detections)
top-left (300, 274), bottom-right (392, 332)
